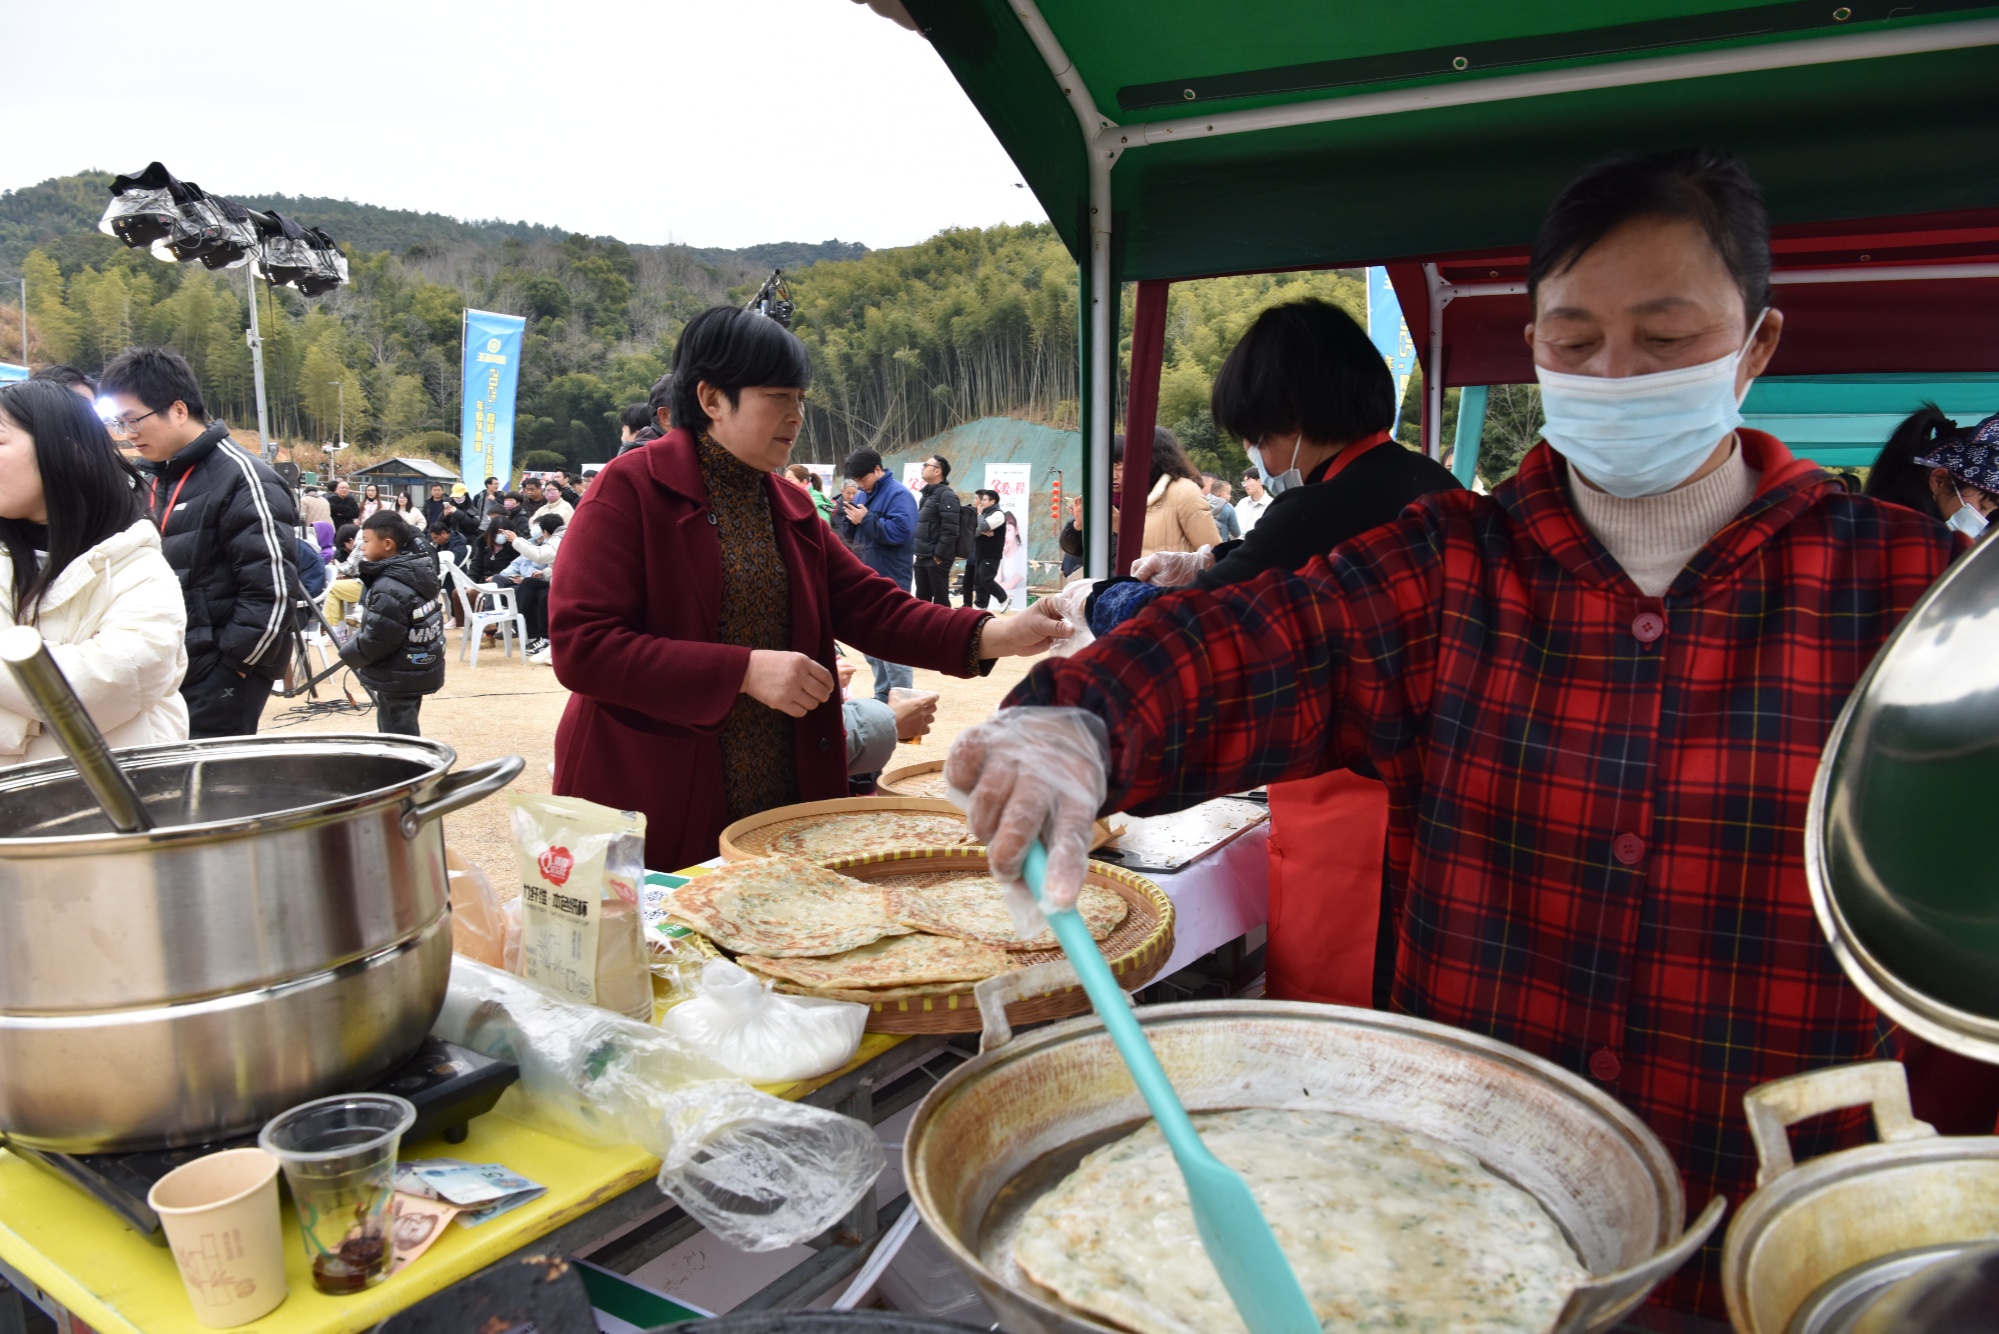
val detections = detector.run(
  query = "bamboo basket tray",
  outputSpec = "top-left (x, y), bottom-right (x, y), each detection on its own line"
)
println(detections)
top-left (802, 848), bottom-right (1175, 1034)
top-left (718, 795), bottom-right (1116, 862)
top-left (876, 760), bottom-right (951, 801)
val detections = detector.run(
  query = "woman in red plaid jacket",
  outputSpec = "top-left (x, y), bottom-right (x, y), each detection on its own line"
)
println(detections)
top-left (949, 148), bottom-right (1962, 1321)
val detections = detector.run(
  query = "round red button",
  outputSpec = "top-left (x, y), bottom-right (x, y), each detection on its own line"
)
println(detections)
top-left (1589, 1049), bottom-right (1622, 1082)
top-left (1632, 612), bottom-right (1665, 643)
top-left (1613, 833), bottom-right (1645, 865)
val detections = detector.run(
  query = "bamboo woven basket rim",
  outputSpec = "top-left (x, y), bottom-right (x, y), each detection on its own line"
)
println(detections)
top-left (876, 760), bottom-right (950, 800)
top-left (718, 796), bottom-right (972, 862)
top-left (717, 795), bottom-right (1115, 862)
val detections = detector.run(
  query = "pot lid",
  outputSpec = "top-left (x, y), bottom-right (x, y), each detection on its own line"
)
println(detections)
top-left (0, 733), bottom-right (459, 844)
top-left (1809, 532), bottom-right (1999, 1062)
top-left (1847, 1242), bottom-right (1999, 1334)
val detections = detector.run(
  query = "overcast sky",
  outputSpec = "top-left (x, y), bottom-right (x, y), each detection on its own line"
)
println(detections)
top-left (2, 0), bottom-right (1047, 251)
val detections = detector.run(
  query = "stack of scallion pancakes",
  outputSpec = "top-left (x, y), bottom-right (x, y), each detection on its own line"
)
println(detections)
top-left (665, 855), bottom-right (1127, 1000)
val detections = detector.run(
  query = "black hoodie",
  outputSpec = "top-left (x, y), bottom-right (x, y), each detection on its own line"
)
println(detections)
top-left (339, 547), bottom-right (446, 696)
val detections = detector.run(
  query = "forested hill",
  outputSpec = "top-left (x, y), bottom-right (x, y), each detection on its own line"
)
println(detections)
top-left (0, 172), bottom-right (866, 283)
top-left (1, 171), bottom-right (1466, 481)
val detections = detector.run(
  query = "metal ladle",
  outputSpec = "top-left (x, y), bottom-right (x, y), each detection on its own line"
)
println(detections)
top-left (0, 625), bottom-right (155, 833)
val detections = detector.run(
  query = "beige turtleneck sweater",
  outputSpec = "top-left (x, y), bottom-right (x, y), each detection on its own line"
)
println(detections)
top-left (1568, 440), bottom-right (1759, 596)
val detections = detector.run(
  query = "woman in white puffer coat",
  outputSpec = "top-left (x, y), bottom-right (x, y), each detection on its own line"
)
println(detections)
top-left (0, 380), bottom-right (188, 763)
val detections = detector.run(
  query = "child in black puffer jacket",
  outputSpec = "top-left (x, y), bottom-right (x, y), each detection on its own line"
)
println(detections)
top-left (340, 512), bottom-right (446, 735)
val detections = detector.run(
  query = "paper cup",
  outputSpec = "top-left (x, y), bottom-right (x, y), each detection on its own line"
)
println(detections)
top-left (147, 1148), bottom-right (288, 1327)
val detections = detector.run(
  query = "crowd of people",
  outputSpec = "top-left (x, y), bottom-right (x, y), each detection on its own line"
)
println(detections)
top-left (0, 142), bottom-right (1996, 1328)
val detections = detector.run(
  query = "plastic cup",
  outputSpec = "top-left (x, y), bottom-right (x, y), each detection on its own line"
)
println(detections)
top-left (887, 687), bottom-right (941, 745)
top-left (258, 1093), bottom-right (415, 1295)
top-left (146, 1148), bottom-right (288, 1327)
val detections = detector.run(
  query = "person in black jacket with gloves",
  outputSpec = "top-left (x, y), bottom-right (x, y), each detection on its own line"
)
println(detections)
top-left (911, 453), bottom-right (961, 607)
top-left (102, 347), bottom-right (300, 739)
top-left (340, 513), bottom-right (446, 735)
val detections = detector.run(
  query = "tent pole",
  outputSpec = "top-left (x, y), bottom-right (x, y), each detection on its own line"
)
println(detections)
top-left (1012, 0), bottom-right (1121, 578)
top-left (1117, 281), bottom-right (1170, 577)
top-left (1423, 263), bottom-right (1446, 461)
top-left (1087, 151), bottom-right (1114, 578)
top-left (1098, 18), bottom-right (1999, 155)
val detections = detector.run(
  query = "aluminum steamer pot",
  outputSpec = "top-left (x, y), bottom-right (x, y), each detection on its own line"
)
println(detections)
top-left (0, 734), bottom-right (521, 1152)
top-left (905, 970), bottom-right (1723, 1334)
top-left (1721, 1061), bottom-right (1999, 1334)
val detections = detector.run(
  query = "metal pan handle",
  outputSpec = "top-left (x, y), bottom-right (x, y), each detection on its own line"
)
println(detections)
top-left (1743, 1060), bottom-right (1935, 1187)
top-left (400, 755), bottom-right (525, 840)
top-left (1551, 1195), bottom-right (1727, 1334)
top-left (974, 959), bottom-right (1080, 1053)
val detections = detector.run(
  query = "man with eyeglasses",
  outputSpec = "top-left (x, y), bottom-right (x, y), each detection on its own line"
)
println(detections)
top-left (101, 346), bottom-right (299, 740)
top-left (911, 454), bottom-right (963, 608)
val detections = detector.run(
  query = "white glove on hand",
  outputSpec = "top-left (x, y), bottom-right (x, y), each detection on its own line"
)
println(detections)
top-left (945, 707), bottom-right (1110, 918)
top-left (1131, 545), bottom-right (1213, 587)
top-left (1039, 578), bottom-right (1101, 658)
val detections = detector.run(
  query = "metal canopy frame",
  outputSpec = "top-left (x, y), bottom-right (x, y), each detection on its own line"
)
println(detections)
top-left (894, 0), bottom-right (1999, 573)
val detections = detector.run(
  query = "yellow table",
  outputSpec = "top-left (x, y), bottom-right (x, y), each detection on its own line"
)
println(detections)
top-left (0, 1032), bottom-right (914, 1334)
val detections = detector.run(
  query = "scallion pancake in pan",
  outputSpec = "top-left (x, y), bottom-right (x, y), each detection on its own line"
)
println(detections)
top-left (1013, 1106), bottom-right (1586, 1334)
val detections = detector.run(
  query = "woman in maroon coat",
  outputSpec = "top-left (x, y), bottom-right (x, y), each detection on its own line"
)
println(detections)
top-left (550, 308), bottom-right (1067, 870)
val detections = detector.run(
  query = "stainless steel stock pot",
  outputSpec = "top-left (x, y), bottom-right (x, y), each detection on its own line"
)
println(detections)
top-left (0, 734), bottom-right (520, 1151)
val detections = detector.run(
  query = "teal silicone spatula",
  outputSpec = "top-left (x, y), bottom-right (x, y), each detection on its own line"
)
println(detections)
top-left (1021, 840), bottom-right (1320, 1334)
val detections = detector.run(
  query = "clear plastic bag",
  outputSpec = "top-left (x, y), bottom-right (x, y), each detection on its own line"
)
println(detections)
top-left (500, 896), bottom-right (523, 974)
top-left (652, 1081), bottom-right (887, 1252)
top-left (638, 874), bottom-right (709, 1003)
top-left (434, 958), bottom-right (883, 1251)
top-left (661, 959), bottom-right (867, 1084)
top-left (447, 848), bottom-right (505, 968)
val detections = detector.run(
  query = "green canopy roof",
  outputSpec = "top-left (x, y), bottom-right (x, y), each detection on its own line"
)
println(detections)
top-left (891, 0), bottom-right (1999, 569)
top-left (904, 1), bottom-right (1999, 280)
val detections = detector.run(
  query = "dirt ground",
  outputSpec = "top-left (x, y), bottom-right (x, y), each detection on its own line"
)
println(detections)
top-left (259, 625), bottom-right (1039, 892)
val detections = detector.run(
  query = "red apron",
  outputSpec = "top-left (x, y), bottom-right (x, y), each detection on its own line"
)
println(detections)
top-left (1258, 430), bottom-right (1399, 1007)
top-left (1264, 769), bottom-right (1389, 1005)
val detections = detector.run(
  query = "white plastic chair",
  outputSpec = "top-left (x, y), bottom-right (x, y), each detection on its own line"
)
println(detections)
top-left (441, 559), bottom-right (528, 667)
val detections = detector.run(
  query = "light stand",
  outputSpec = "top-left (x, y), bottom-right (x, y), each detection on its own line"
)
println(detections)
top-left (276, 565), bottom-right (375, 718)
top-left (245, 266), bottom-right (273, 461)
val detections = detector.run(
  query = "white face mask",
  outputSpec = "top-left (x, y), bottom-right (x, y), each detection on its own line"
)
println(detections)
top-left (1537, 309), bottom-right (1768, 499)
top-left (1247, 432), bottom-right (1306, 496)
top-left (1948, 496), bottom-right (1990, 538)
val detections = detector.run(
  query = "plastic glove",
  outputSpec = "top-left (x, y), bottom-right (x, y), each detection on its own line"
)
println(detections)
top-left (1131, 545), bottom-right (1213, 587)
top-left (1038, 578), bottom-right (1100, 658)
top-left (945, 706), bottom-right (1110, 915)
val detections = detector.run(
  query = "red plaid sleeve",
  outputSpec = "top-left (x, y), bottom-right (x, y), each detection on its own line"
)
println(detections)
top-left (1008, 508), bottom-right (1451, 812)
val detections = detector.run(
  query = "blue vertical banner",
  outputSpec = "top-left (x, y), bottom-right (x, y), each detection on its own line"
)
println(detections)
top-left (460, 309), bottom-right (527, 487)
top-left (1366, 267), bottom-right (1418, 432)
